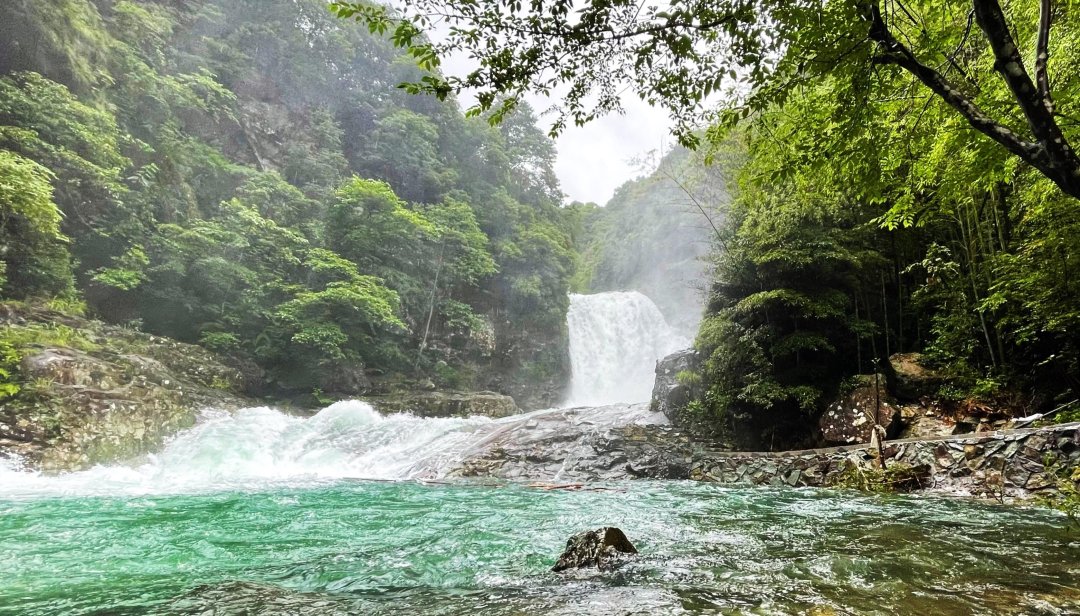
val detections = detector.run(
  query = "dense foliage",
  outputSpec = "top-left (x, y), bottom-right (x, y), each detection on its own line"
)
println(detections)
top-left (0, 0), bottom-right (576, 404)
top-left (690, 10), bottom-right (1080, 446)
top-left (340, 0), bottom-right (1080, 445)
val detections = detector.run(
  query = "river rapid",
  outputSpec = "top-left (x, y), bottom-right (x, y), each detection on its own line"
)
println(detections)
top-left (1, 292), bottom-right (1077, 615)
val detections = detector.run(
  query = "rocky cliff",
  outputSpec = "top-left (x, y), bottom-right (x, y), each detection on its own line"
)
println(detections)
top-left (0, 303), bottom-right (254, 471)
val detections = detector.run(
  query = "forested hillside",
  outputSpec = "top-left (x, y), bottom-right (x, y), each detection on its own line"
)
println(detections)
top-left (0, 0), bottom-right (575, 407)
top-left (688, 8), bottom-right (1080, 448)
top-left (343, 0), bottom-right (1080, 447)
top-left (570, 147), bottom-right (732, 335)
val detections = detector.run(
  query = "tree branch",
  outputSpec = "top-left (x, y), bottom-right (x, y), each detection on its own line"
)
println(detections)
top-left (861, 1), bottom-right (1037, 162)
top-left (971, 0), bottom-right (1058, 146)
top-left (1035, 0), bottom-right (1053, 113)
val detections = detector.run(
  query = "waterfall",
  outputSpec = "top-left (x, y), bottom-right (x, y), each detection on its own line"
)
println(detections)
top-left (0, 290), bottom-right (684, 495)
top-left (566, 291), bottom-right (687, 406)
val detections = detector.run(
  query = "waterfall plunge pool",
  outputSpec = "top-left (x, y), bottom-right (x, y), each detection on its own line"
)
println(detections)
top-left (1, 479), bottom-right (1077, 615)
top-left (3, 292), bottom-right (1077, 614)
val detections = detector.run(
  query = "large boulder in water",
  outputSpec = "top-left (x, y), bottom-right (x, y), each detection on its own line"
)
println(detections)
top-left (820, 374), bottom-right (901, 445)
top-left (650, 349), bottom-right (697, 425)
top-left (552, 527), bottom-right (638, 572)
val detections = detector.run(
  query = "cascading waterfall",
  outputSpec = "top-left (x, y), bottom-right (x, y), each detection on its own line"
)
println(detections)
top-left (0, 290), bottom-right (682, 495)
top-left (565, 291), bottom-right (687, 406)
top-left (0, 402), bottom-right (499, 497)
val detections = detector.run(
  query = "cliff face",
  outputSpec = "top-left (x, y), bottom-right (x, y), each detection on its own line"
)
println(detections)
top-left (0, 303), bottom-right (254, 471)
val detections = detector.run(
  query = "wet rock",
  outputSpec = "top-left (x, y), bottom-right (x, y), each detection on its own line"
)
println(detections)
top-left (318, 360), bottom-right (372, 395)
top-left (366, 390), bottom-right (519, 418)
top-left (552, 527), bottom-right (638, 572)
top-left (889, 353), bottom-right (945, 401)
top-left (1, 306), bottom-right (252, 471)
top-left (448, 403), bottom-right (689, 482)
top-left (899, 406), bottom-right (955, 440)
top-left (650, 349), bottom-right (697, 425)
top-left (820, 374), bottom-right (899, 445)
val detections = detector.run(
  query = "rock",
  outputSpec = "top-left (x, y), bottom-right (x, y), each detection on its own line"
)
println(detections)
top-left (366, 390), bottom-right (519, 418)
top-left (449, 403), bottom-right (687, 482)
top-left (318, 360), bottom-right (371, 395)
top-left (650, 349), bottom-right (697, 424)
top-left (551, 527), bottom-right (638, 572)
top-left (898, 405), bottom-right (954, 440)
top-left (820, 374), bottom-right (900, 445)
top-left (889, 353), bottom-right (945, 401)
top-left (1, 304), bottom-right (252, 471)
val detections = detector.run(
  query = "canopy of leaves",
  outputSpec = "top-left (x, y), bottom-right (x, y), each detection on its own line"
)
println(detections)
top-left (0, 0), bottom-right (576, 403)
top-left (334, 0), bottom-right (1080, 199)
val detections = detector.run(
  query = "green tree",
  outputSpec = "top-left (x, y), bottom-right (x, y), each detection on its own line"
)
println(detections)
top-left (0, 150), bottom-right (72, 297)
top-left (334, 0), bottom-right (1080, 200)
top-left (0, 71), bottom-right (135, 273)
top-left (326, 177), bottom-right (435, 324)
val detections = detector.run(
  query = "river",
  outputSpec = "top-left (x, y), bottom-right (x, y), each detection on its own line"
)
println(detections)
top-left (1, 292), bottom-right (1077, 615)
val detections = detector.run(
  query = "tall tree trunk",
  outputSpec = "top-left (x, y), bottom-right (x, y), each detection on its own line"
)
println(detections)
top-left (881, 272), bottom-right (890, 359)
top-left (415, 242), bottom-right (446, 372)
top-left (854, 293), bottom-right (863, 373)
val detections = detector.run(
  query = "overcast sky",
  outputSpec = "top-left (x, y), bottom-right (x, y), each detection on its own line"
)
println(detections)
top-left (530, 95), bottom-right (673, 205)
top-left (439, 48), bottom-right (672, 206)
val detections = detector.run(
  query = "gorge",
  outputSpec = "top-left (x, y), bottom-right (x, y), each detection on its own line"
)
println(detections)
top-left (3, 0), bottom-right (1080, 612)
top-left (2, 291), bottom-right (1079, 615)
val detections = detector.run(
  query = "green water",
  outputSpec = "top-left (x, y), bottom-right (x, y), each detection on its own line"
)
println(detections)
top-left (1, 480), bottom-right (1077, 615)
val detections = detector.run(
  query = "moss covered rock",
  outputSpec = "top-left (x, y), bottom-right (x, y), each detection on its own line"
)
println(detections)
top-left (0, 303), bottom-right (252, 471)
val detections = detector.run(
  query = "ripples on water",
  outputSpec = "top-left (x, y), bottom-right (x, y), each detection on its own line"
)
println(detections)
top-left (1, 480), bottom-right (1077, 615)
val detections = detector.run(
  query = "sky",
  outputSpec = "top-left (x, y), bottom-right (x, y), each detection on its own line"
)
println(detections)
top-left (530, 95), bottom-right (673, 206)
top-left (439, 44), bottom-right (673, 206)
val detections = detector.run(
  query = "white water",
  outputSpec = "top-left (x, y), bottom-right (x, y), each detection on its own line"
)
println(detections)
top-left (1, 290), bottom-right (683, 496)
top-left (0, 402), bottom-right (502, 496)
top-left (566, 291), bottom-right (687, 406)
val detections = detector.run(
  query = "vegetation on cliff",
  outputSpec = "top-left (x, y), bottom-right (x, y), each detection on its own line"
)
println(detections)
top-left (0, 0), bottom-right (576, 407)
top-left (349, 0), bottom-right (1080, 448)
top-left (568, 147), bottom-right (732, 335)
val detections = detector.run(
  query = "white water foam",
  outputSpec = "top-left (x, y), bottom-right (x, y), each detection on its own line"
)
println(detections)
top-left (0, 401), bottom-right (497, 498)
top-left (565, 291), bottom-right (687, 406)
top-left (1, 291), bottom-right (683, 497)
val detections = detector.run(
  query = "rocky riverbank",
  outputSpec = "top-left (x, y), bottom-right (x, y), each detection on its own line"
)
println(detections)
top-left (436, 395), bottom-right (1079, 504)
top-left (0, 303), bottom-right (255, 471)
top-left (688, 422), bottom-right (1080, 502)
top-left (646, 347), bottom-right (1080, 503)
